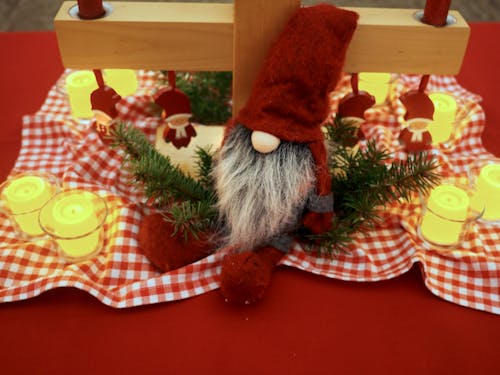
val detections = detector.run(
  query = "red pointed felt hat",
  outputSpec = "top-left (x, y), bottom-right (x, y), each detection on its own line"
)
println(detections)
top-left (234, 4), bottom-right (359, 144)
top-left (338, 91), bottom-right (375, 119)
top-left (400, 90), bottom-right (434, 121)
top-left (91, 85), bottom-right (121, 120)
top-left (154, 88), bottom-right (192, 120)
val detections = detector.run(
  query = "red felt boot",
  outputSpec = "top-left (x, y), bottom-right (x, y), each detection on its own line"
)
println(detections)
top-left (138, 213), bottom-right (213, 272)
top-left (220, 246), bottom-right (285, 304)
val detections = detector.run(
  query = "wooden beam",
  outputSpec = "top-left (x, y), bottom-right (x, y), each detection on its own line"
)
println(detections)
top-left (55, 3), bottom-right (469, 75)
top-left (344, 8), bottom-right (470, 75)
top-left (54, 1), bottom-right (233, 71)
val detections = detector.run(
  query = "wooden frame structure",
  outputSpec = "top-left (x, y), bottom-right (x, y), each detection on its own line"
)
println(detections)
top-left (54, 0), bottom-right (470, 114)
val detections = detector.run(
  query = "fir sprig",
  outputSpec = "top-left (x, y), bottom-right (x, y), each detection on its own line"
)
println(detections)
top-left (306, 118), bottom-right (441, 256)
top-left (110, 121), bottom-right (219, 239)
top-left (164, 200), bottom-right (218, 241)
top-left (194, 146), bottom-right (216, 192)
top-left (326, 115), bottom-right (361, 147)
top-left (110, 121), bottom-right (212, 207)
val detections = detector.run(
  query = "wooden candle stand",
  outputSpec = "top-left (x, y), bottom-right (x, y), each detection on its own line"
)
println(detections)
top-left (54, 0), bottom-right (470, 115)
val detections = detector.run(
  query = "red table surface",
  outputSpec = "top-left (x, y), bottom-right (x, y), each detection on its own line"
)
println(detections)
top-left (1, 25), bottom-right (500, 375)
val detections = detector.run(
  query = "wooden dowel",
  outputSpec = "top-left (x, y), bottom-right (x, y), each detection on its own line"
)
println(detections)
top-left (423, 0), bottom-right (452, 27)
top-left (77, 0), bottom-right (105, 20)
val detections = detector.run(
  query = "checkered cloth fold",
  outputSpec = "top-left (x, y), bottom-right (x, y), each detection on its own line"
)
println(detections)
top-left (1, 71), bottom-right (499, 313)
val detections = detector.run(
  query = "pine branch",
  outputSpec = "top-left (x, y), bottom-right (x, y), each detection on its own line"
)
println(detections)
top-left (110, 121), bottom-right (212, 206)
top-left (307, 118), bottom-right (441, 256)
top-left (194, 146), bottom-right (216, 192)
top-left (306, 216), bottom-right (366, 257)
top-left (163, 199), bottom-right (218, 241)
top-left (326, 115), bottom-right (360, 147)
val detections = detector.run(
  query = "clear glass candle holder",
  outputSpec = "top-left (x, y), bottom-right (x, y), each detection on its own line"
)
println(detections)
top-left (467, 158), bottom-right (500, 223)
top-left (0, 172), bottom-right (60, 239)
top-left (418, 182), bottom-right (484, 250)
top-left (39, 189), bottom-right (108, 262)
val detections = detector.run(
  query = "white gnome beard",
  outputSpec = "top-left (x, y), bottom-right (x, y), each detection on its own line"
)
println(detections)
top-left (213, 125), bottom-right (316, 251)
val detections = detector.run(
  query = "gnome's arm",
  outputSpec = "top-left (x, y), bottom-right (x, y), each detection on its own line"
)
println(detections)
top-left (302, 140), bottom-right (334, 234)
top-left (303, 193), bottom-right (334, 234)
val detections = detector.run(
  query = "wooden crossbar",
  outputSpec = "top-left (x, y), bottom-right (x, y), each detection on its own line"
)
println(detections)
top-left (54, 0), bottom-right (470, 114)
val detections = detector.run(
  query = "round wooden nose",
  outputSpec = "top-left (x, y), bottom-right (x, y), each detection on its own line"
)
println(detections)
top-left (251, 131), bottom-right (281, 154)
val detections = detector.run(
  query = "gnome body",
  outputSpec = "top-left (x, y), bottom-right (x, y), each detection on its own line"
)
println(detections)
top-left (213, 4), bottom-right (359, 304)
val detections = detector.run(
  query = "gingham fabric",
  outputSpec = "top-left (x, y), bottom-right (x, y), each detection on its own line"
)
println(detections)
top-left (1, 71), bottom-right (499, 313)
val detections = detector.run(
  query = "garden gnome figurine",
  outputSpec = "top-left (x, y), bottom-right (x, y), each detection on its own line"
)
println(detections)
top-left (213, 4), bottom-right (359, 304)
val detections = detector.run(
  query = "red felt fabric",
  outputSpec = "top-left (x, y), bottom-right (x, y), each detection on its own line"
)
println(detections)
top-left (138, 213), bottom-right (212, 272)
top-left (1, 25), bottom-right (500, 374)
top-left (220, 247), bottom-right (284, 304)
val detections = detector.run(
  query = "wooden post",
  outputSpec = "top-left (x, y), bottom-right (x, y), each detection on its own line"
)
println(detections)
top-left (232, 0), bottom-right (300, 115)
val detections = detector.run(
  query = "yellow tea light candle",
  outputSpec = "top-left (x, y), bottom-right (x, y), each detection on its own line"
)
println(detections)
top-left (65, 70), bottom-right (98, 119)
top-left (420, 185), bottom-right (469, 246)
top-left (358, 72), bottom-right (392, 105)
top-left (104, 69), bottom-right (138, 97)
top-left (39, 190), bottom-right (107, 261)
top-left (475, 164), bottom-right (500, 221)
top-left (428, 93), bottom-right (457, 144)
top-left (0, 174), bottom-right (57, 237)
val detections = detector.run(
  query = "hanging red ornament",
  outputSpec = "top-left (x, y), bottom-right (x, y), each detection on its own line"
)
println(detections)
top-left (422, 0), bottom-right (452, 27)
top-left (337, 73), bottom-right (376, 146)
top-left (91, 69), bottom-right (122, 142)
top-left (154, 71), bottom-right (196, 149)
top-left (398, 75), bottom-right (435, 153)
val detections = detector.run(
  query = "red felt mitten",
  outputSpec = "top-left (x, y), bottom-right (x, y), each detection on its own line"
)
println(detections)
top-left (138, 213), bottom-right (213, 272)
top-left (220, 246), bottom-right (285, 304)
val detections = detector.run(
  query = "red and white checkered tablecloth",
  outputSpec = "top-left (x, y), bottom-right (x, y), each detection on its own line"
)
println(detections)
top-left (1, 71), bottom-right (499, 314)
